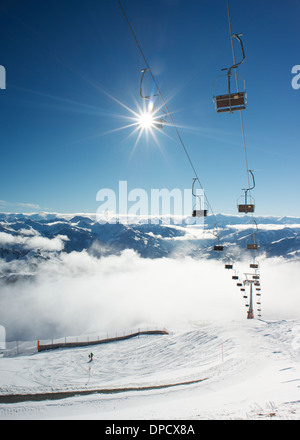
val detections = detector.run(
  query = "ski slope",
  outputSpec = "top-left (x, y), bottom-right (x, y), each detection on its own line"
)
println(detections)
top-left (0, 319), bottom-right (300, 420)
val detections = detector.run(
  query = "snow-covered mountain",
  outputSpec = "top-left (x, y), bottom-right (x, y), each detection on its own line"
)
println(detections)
top-left (1, 213), bottom-right (300, 264)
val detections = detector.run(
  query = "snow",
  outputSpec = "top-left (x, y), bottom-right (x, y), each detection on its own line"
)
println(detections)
top-left (0, 319), bottom-right (299, 420)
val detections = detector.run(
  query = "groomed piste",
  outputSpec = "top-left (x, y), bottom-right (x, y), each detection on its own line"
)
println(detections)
top-left (1, 320), bottom-right (300, 420)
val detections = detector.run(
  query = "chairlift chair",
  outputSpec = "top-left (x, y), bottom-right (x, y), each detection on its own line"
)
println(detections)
top-left (213, 34), bottom-right (247, 114)
top-left (238, 170), bottom-right (255, 214)
top-left (246, 219), bottom-right (259, 250)
top-left (225, 264), bottom-right (233, 270)
top-left (238, 202), bottom-right (255, 214)
top-left (213, 224), bottom-right (224, 251)
top-left (153, 115), bottom-right (167, 130)
top-left (214, 91), bottom-right (246, 114)
top-left (224, 254), bottom-right (234, 270)
top-left (214, 245), bottom-right (224, 251)
top-left (247, 237), bottom-right (258, 250)
top-left (193, 210), bottom-right (208, 217)
top-left (247, 243), bottom-right (258, 250)
top-left (192, 178), bottom-right (208, 218)
top-left (193, 210), bottom-right (208, 218)
top-left (140, 68), bottom-right (158, 101)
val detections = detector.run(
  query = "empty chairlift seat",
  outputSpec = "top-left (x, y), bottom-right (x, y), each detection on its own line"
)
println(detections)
top-left (247, 243), bottom-right (258, 250)
top-left (192, 209), bottom-right (208, 218)
top-left (237, 171), bottom-right (256, 214)
top-left (215, 92), bottom-right (246, 114)
top-left (192, 178), bottom-right (208, 218)
top-left (214, 245), bottom-right (224, 251)
top-left (225, 264), bottom-right (233, 270)
top-left (213, 34), bottom-right (247, 115)
top-left (238, 203), bottom-right (255, 214)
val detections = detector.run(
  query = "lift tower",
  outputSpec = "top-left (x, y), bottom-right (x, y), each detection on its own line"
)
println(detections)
top-left (243, 277), bottom-right (255, 320)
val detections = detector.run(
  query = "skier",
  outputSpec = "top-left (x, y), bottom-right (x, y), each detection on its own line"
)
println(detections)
top-left (88, 353), bottom-right (94, 363)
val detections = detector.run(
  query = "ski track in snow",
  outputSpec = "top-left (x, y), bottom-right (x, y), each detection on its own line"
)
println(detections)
top-left (0, 319), bottom-right (299, 420)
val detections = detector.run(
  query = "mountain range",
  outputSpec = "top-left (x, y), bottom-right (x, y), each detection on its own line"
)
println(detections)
top-left (1, 213), bottom-right (300, 266)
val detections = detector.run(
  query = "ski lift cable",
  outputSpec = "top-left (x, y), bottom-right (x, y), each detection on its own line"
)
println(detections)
top-left (226, 0), bottom-right (262, 318)
top-left (117, 0), bottom-right (219, 226)
top-left (226, 0), bottom-right (259, 252)
top-left (226, 0), bottom-right (251, 190)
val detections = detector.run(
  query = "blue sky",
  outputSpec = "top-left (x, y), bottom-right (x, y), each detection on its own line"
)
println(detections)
top-left (0, 0), bottom-right (299, 216)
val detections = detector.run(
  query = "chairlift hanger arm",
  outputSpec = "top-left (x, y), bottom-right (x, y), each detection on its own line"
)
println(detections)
top-left (192, 178), bottom-right (202, 205)
top-left (245, 221), bottom-right (258, 240)
top-left (140, 68), bottom-right (158, 100)
top-left (230, 34), bottom-right (245, 70)
top-left (192, 178), bottom-right (197, 198)
top-left (253, 219), bottom-right (258, 233)
top-left (242, 170), bottom-right (256, 194)
top-left (140, 68), bottom-right (150, 99)
top-left (222, 34), bottom-right (245, 76)
top-left (248, 170), bottom-right (255, 191)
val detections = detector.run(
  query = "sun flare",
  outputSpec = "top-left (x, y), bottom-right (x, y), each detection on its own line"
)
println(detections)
top-left (137, 111), bottom-right (155, 130)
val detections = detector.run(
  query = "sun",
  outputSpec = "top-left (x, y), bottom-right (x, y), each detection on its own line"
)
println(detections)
top-left (91, 88), bottom-right (172, 155)
top-left (137, 111), bottom-right (155, 130)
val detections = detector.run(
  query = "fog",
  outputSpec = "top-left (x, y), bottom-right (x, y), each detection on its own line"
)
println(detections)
top-left (0, 250), bottom-right (299, 341)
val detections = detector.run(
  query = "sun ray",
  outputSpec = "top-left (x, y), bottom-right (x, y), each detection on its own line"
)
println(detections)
top-left (129, 126), bottom-right (145, 159)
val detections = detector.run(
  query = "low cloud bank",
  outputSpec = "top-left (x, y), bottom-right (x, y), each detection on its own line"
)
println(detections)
top-left (0, 231), bottom-right (67, 252)
top-left (0, 251), bottom-right (299, 341)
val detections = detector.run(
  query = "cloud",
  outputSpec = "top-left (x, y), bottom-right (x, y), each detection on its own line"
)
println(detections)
top-left (0, 231), bottom-right (66, 251)
top-left (0, 200), bottom-right (41, 210)
top-left (0, 249), bottom-right (299, 342)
